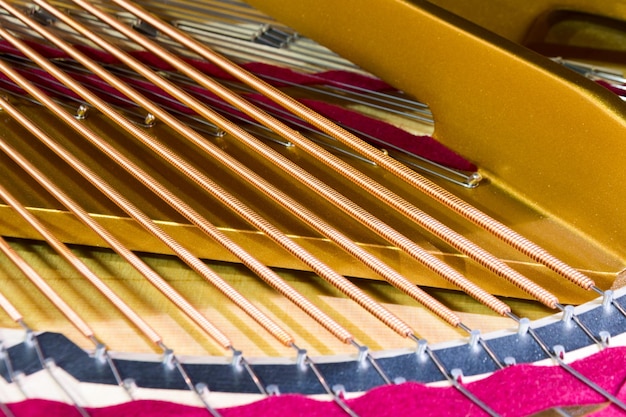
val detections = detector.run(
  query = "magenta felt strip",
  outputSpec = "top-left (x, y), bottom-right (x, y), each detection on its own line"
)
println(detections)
top-left (243, 93), bottom-right (476, 171)
top-left (298, 98), bottom-right (476, 171)
top-left (596, 80), bottom-right (626, 97)
top-left (0, 41), bottom-right (391, 92)
top-left (6, 347), bottom-right (626, 417)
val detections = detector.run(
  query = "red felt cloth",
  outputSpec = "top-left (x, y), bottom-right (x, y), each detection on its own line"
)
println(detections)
top-left (298, 98), bottom-right (475, 171)
top-left (6, 347), bottom-right (626, 417)
top-left (596, 80), bottom-right (626, 98)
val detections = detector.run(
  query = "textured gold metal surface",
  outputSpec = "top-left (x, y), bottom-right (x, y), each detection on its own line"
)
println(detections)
top-left (244, 0), bottom-right (626, 288)
top-left (417, 0), bottom-right (626, 44)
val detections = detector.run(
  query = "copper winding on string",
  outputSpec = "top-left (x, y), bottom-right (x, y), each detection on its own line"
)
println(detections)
top-left (0, 91), bottom-right (293, 346)
top-left (32, 0), bottom-right (511, 320)
top-left (4, 2), bottom-right (416, 338)
top-left (62, 0), bottom-right (497, 323)
top-left (0, 11), bottom-right (392, 342)
top-left (110, 0), bottom-right (594, 293)
top-left (428, 191), bottom-right (596, 290)
top-left (0, 33), bottom-right (296, 349)
top-left (61, 0), bottom-right (561, 311)
top-left (0, 95), bottom-right (232, 350)
top-left (0, 16), bottom-right (395, 347)
top-left (0, 64), bottom-right (241, 350)
top-left (1, 2), bottom-right (545, 336)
